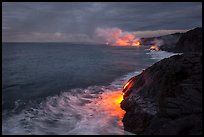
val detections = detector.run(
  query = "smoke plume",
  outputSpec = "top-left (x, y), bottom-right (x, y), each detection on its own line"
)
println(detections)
top-left (152, 39), bottom-right (164, 47)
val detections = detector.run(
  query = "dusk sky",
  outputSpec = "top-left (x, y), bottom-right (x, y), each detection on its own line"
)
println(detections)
top-left (2, 2), bottom-right (202, 42)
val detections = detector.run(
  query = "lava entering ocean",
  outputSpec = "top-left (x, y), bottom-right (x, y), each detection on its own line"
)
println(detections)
top-left (96, 27), bottom-right (141, 47)
top-left (149, 45), bottom-right (159, 51)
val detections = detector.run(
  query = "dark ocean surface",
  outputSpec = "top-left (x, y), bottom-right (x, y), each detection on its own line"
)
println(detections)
top-left (2, 43), bottom-right (175, 135)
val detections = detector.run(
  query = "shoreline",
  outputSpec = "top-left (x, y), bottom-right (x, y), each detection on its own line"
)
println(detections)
top-left (120, 27), bottom-right (202, 135)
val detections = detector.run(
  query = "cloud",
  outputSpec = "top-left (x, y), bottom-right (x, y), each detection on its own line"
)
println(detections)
top-left (2, 2), bottom-right (202, 42)
top-left (133, 29), bottom-right (188, 38)
top-left (2, 31), bottom-right (92, 42)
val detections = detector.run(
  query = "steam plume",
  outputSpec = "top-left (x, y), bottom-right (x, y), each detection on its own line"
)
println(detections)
top-left (95, 27), bottom-right (141, 46)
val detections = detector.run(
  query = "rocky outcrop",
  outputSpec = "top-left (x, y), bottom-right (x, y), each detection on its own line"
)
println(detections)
top-left (158, 33), bottom-right (183, 52)
top-left (141, 32), bottom-right (183, 47)
top-left (120, 53), bottom-right (202, 135)
top-left (174, 27), bottom-right (202, 53)
top-left (160, 27), bottom-right (202, 53)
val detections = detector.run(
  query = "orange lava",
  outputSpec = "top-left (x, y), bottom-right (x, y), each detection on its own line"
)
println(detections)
top-left (123, 81), bottom-right (131, 89)
top-left (122, 77), bottom-right (135, 93)
top-left (132, 41), bottom-right (141, 47)
top-left (150, 45), bottom-right (159, 51)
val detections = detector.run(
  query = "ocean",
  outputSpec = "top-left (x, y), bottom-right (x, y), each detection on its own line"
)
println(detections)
top-left (2, 43), bottom-right (176, 135)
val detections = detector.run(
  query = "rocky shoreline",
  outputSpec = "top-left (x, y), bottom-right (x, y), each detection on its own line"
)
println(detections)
top-left (120, 28), bottom-right (202, 135)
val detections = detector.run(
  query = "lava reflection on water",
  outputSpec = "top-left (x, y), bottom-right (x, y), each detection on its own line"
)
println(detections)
top-left (87, 91), bottom-right (125, 127)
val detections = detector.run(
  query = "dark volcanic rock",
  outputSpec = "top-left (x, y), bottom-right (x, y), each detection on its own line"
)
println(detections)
top-left (157, 32), bottom-right (183, 52)
top-left (141, 32), bottom-right (183, 48)
top-left (174, 27), bottom-right (202, 53)
top-left (160, 27), bottom-right (202, 53)
top-left (120, 53), bottom-right (202, 135)
top-left (159, 33), bottom-right (183, 52)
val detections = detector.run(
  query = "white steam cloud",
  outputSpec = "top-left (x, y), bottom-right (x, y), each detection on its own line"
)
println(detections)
top-left (95, 27), bottom-right (141, 46)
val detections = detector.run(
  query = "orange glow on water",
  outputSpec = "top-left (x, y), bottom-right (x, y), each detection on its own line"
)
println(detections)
top-left (93, 91), bottom-right (125, 126)
top-left (101, 91), bottom-right (124, 116)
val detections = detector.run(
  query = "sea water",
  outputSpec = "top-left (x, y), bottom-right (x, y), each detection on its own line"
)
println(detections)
top-left (2, 43), bottom-right (176, 135)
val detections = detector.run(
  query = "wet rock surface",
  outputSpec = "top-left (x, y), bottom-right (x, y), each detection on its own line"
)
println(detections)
top-left (120, 53), bottom-right (202, 135)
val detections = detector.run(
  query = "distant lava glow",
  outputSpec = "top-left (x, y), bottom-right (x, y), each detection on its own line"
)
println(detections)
top-left (132, 41), bottom-right (141, 47)
top-left (96, 27), bottom-right (141, 47)
top-left (149, 45), bottom-right (159, 51)
top-left (149, 39), bottom-right (162, 51)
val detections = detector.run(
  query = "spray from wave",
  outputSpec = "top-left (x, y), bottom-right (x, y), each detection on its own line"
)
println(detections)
top-left (2, 47), bottom-right (180, 135)
top-left (2, 71), bottom-right (141, 135)
top-left (95, 27), bottom-right (141, 46)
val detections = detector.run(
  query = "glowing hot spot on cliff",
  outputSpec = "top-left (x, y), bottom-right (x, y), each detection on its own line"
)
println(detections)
top-left (122, 77), bottom-right (135, 96)
top-left (123, 81), bottom-right (131, 90)
top-left (123, 77), bottom-right (135, 91)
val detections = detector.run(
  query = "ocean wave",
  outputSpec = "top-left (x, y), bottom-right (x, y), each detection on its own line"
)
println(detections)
top-left (2, 71), bottom-right (141, 135)
top-left (2, 48), bottom-right (181, 135)
top-left (146, 50), bottom-right (182, 61)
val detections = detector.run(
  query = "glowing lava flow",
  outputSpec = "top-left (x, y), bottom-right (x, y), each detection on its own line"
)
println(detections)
top-left (122, 77), bottom-right (135, 92)
top-left (123, 81), bottom-right (131, 89)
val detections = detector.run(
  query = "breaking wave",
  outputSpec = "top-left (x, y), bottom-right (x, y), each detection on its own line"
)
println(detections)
top-left (2, 48), bottom-right (178, 135)
top-left (146, 50), bottom-right (182, 60)
top-left (2, 71), bottom-right (140, 135)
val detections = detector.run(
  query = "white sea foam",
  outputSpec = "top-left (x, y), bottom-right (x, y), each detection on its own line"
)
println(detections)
top-left (2, 49), bottom-right (179, 135)
top-left (146, 50), bottom-right (182, 61)
top-left (2, 71), bottom-right (140, 135)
